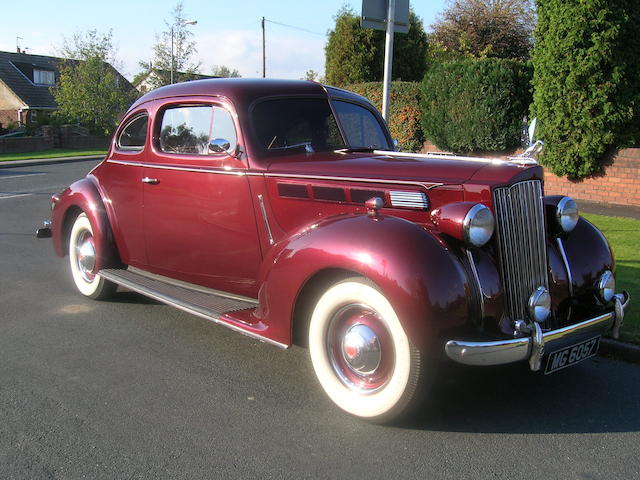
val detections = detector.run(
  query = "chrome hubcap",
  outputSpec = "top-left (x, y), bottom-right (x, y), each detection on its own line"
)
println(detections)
top-left (76, 231), bottom-right (96, 282)
top-left (327, 305), bottom-right (394, 393)
top-left (341, 324), bottom-right (381, 376)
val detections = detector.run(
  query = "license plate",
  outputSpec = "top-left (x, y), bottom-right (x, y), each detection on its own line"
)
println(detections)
top-left (544, 336), bottom-right (601, 375)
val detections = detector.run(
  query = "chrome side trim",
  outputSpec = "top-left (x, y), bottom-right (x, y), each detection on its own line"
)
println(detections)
top-left (465, 249), bottom-right (485, 319)
top-left (372, 149), bottom-right (504, 164)
top-left (107, 159), bottom-right (247, 176)
top-left (263, 172), bottom-right (443, 190)
top-left (556, 237), bottom-right (574, 296)
top-left (389, 190), bottom-right (429, 209)
top-left (257, 194), bottom-right (274, 245)
top-left (107, 159), bottom-right (445, 190)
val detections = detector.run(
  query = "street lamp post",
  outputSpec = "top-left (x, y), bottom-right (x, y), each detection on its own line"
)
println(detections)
top-left (170, 19), bottom-right (197, 84)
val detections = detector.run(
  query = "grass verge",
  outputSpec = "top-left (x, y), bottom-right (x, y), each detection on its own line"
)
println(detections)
top-left (584, 213), bottom-right (639, 344)
top-left (0, 149), bottom-right (107, 162)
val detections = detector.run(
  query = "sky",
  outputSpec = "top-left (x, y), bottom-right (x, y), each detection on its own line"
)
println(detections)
top-left (0, 0), bottom-right (447, 81)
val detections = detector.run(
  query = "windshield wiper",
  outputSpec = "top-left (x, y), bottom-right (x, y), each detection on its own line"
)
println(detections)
top-left (334, 147), bottom-right (377, 153)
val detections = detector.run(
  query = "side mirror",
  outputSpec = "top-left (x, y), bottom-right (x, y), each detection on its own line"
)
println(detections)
top-left (208, 138), bottom-right (233, 155)
top-left (393, 138), bottom-right (399, 151)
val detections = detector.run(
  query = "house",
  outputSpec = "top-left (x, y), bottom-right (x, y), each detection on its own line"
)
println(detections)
top-left (133, 68), bottom-right (218, 94)
top-left (0, 50), bottom-right (132, 128)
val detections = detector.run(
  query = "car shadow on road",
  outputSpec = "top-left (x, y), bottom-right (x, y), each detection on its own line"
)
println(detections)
top-left (105, 290), bottom-right (160, 305)
top-left (400, 357), bottom-right (640, 434)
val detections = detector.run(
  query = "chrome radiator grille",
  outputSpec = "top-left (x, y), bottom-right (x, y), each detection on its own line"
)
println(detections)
top-left (493, 180), bottom-right (549, 322)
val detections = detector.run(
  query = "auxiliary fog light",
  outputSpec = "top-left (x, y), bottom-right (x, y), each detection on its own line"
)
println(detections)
top-left (528, 286), bottom-right (551, 323)
top-left (597, 270), bottom-right (615, 303)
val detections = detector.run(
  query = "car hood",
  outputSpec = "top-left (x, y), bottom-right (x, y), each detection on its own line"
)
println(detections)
top-left (264, 151), bottom-right (532, 186)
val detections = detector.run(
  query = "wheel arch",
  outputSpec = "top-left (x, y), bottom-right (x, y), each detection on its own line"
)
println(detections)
top-left (255, 214), bottom-right (473, 351)
top-left (51, 177), bottom-right (121, 271)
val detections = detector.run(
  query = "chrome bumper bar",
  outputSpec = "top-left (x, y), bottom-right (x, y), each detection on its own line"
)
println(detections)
top-left (445, 291), bottom-right (630, 371)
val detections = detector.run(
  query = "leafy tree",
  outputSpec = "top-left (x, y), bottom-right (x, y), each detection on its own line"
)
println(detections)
top-left (302, 69), bottom-right (323, 82)
top-left (141, 1), bottom-right (200, 88)
top-left (325, 7), bottom-right (428, 87)
top-left (430, 0), bottom-right (535, 60)
top-left (52, 30), bottom-right (137, 136)
top-left (531, 0), bottom-right (640, 178)
top-left (211, 65), bottom-right (241, 78)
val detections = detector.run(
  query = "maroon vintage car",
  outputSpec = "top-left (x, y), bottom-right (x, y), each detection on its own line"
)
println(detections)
top-left (39, 78), bottom-right (629, 421)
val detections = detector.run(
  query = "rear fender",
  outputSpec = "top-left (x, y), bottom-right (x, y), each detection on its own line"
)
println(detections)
top-left (254, 214), bottom-right (473, 350)
top-left (51, 177), bottom-right (120, 271)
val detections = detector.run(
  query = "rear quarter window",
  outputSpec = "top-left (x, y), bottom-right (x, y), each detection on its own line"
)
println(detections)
top-left (117, 114), bottom-right (148, 151)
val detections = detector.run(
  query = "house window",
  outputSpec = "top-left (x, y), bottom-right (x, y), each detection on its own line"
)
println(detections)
top-left (33, 69), bottom-right (55, 85)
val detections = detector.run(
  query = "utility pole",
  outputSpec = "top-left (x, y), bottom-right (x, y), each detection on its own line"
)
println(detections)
top-left (381, 0), bottom-right (396, 121)
top-left (261, 17), bottom-right (266, 78)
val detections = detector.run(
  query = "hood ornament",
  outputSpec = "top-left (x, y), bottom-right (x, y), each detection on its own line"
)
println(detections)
top-left (509, 117), bottom-right (544, 164)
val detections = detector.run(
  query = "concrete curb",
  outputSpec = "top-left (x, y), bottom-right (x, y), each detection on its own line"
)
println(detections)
top-left (0, 155), bottom-right (104, 169)
top-left (600, 337), bottom-right (640, 364)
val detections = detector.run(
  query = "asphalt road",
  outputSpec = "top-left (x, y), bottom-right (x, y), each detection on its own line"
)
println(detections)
top-left (1, 160), bottom-right (639, 479)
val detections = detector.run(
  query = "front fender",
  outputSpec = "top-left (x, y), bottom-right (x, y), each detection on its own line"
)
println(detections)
top-left (254, 214), bottom-right (473, 350)
top-left (561, 217), bottom-right (614, 301)
top-left (51, 176), bottom-right (120, 271)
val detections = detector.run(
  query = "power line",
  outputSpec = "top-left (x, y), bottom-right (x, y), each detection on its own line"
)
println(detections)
top-left (263, 19), bottom-right (325, 37)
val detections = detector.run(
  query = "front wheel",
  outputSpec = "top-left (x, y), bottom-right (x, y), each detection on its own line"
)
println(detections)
top-left (68, 213), bottom-right (116, 299)
top-left (308, 278), bottom-right (424, 422)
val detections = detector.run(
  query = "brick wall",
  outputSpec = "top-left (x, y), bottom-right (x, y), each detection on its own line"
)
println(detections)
top-left (421, 140), bottom-right (640, 208)
top-left (0, 136), bottom-right (54, 153)
top-left (0, 109), bottom-right (18, 128)
top-left (543, 149), bottom-right (640, 207)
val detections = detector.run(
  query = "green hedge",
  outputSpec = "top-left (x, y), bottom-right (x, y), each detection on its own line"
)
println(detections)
top-left (531, 0), bottom-right (640, 179)
top-left (345, 81), bottom-right (424, 152)
top-left (420, 58), bottom-right (532, 152)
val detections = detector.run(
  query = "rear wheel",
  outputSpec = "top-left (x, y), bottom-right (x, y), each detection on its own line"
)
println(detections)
top-left (308, 277), bottom-right (424, 422)
top-left (68, 213), bottom-right (116, 299)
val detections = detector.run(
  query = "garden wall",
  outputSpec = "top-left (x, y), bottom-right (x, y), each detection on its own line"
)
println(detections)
top-left (0, 136), bottom-right (53, 153)
top-left (422, 140), bottom-right (640, 208)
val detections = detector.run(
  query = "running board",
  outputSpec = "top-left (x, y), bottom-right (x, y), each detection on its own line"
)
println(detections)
top-left (99, 268), bottom-right (287, 349)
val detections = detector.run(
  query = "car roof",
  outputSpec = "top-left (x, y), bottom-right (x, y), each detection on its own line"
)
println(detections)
top-left (130, 78), bottom-right (332, 110)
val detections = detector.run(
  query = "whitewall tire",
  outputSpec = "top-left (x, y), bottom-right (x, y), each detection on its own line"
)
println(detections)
top-left (308, 278), bottom-right (423, 422)
top-left (68, 213), bottom-right (115, 299)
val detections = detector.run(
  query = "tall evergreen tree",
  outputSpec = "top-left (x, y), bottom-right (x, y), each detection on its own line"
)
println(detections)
top-left (325, 7), bottom-right (428, 87)
top-left (531, 0), bottom-right (640, 178)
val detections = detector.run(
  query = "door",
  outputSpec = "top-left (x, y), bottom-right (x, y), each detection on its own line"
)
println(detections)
top-left (142, 103), bottom-right (262, 297)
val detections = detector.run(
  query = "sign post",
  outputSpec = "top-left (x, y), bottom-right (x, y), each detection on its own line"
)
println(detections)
top-left (361, 0), bottom-right (409, 121)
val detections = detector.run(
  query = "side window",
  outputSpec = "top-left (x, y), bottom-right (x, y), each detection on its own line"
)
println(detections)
top-left (333, 100), bottom-right (390, 150)
top-left (211, 107), bottom-right (237, 150)
top-left (159, 106), bottom-right (212, 155)
top-left (117, 114), bottom-right (148, 150)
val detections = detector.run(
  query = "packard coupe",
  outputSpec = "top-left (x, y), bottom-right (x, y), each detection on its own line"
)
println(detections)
top-left (39, 79), bottom-right (630, 421)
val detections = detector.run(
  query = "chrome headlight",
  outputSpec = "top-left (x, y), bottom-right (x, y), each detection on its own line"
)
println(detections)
top-left (463, 204), bottom-right (495, 247)
top-left (597, 270), bottom-right (615, 303)
top-left (556, 196), bottom-right (579, 232)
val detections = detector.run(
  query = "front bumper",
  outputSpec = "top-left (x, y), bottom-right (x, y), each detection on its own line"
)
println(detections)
top-left (445, 291), bottom-right (630, 371)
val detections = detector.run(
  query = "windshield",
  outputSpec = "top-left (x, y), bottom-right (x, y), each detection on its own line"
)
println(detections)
top-left (251, 98), bottom-right (346, 154)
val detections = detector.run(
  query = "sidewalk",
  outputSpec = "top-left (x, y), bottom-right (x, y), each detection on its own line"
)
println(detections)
top-left (0, 154), bottom-right (104, 169)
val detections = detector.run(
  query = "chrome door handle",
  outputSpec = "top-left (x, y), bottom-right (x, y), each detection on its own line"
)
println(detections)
top-left (142, 177), bottom-right (159, 184)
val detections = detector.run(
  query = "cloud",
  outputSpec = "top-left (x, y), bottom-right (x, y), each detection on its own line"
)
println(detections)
top-left (196, 29), bottom-right (325, 79)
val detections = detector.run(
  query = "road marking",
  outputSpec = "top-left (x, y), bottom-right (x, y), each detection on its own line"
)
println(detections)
top-left (0, 173), bottom-right (46, 180)
top-left (0, 193), bottom-right (32, 199)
